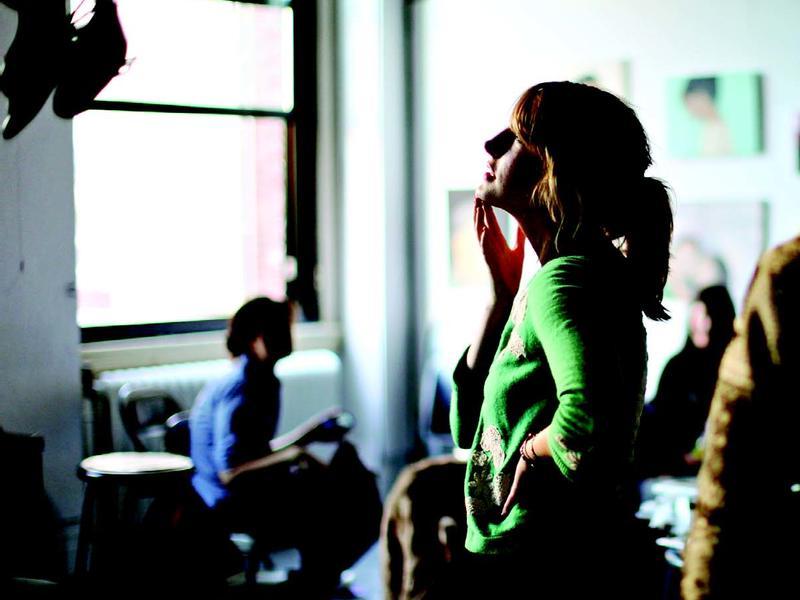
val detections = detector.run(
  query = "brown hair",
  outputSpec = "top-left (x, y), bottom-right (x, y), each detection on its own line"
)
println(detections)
top-left (510, 81), bottom-right (673, 320)
top-left (226, 296), bottom-right (293, 358)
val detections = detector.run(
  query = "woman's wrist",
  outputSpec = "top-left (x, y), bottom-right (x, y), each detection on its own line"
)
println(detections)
top-left (520, 432), bottom-right (539, 467)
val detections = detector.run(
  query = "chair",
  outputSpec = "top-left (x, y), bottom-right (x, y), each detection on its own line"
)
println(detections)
top-left (74, 451), bottom-right (194, 577)
top-left (163, 410), bottom-right (277, 587)
top-left (118, 384), bottom-right (182, 452)
top-left (164, 410), bottom-right (191, 457)
top-left (163, 407), bottom-right (358, 589)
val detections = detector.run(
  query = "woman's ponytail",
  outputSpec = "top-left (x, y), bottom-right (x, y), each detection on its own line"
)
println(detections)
top-left (626, 177), bottom-right (673, 321)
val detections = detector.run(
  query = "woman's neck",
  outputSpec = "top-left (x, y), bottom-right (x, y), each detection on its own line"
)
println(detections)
top-left (516, 212), bottom-right (611, 266)
top-left (516, 209), bottom-right (557, 265)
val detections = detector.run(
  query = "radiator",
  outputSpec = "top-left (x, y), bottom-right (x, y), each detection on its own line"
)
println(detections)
top-left (94, 349), bottom-right (343, 452)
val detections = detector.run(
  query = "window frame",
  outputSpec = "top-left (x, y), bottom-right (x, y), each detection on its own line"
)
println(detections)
top-left (76, 0), bottom-right (319, 344)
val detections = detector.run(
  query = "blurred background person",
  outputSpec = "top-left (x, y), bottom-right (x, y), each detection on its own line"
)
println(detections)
top-left (636, 285), bottom-right (736, 479)
top-left (190, 297), bottom-right (361, 597)
top-left (682, 236), bottom-right (800, 599)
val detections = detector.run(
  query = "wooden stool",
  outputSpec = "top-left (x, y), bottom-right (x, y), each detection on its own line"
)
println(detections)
top-left (75, 452), bottom-right (193, 576)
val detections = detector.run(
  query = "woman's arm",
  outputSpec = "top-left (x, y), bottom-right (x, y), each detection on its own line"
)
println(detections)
top-left (218, 444), bottom-right (303, 485)
top-left (451, 300), bottom-right (514, 449)
top-left (450, 200), bottom-right (526, 447)
top-left (466, 299), bottom-right (515, 373)
top-left (471, 199), bottom-right (526, 363)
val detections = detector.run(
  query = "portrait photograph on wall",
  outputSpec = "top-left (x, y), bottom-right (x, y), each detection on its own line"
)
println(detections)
top-left (667, 72), bottom-right (763, 157)
top-left (566, 60), bottom-right (630, 101)
top-left (448, 190), bottom-right (487, 287)
top-left (448, 190), bottom-right (517, 288)
top-left (666, 200), bottom-right (769, 309)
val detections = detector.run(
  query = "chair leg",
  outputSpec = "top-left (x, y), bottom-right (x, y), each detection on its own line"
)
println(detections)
top-left (75, 482), bottom-right (95, 576)
top-left (244, 541), bottom-right (259, 587)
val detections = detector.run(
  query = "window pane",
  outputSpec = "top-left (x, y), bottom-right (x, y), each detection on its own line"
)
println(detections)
top-left (74, 0), bottom-right (293, 111)
top-left (73, 111), bottom-right (288, 327)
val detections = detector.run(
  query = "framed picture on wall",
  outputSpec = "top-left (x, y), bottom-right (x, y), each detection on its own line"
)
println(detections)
top-left (448, 190), bottom-right (516, 287)
top-left (566, 60), bottom-right (631, 101)
top-left (667, 72), bottom-right (764, 157)
top-left (666, 200), bottom-right (769, 308)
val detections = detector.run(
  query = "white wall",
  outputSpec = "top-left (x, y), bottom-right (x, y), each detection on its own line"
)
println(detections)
top-left (412, 0), bottom-right (800, 395)
top-left (336, 0), bottom-right (415, 477)
top-left (0, 9), bottom-right (84, 519)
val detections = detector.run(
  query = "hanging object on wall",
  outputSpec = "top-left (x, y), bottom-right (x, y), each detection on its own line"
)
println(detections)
top-left (0, 0), bottom-right (128, 140)
top-left (53, 0), bottom-right (128, 119)
top-left (666, 72), bottom-right (764, 158)
top-left (0, 0), bottom-right (68, 139)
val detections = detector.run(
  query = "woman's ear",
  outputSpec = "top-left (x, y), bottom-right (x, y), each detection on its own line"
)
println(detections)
top-left (249, 335), bottom-right (269, 362)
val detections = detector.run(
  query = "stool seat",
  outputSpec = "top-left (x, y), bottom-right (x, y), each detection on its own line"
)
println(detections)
top-left (75, 452), bottom-right (194, 576)
top-left (79, 452), bottom-right (193, 480)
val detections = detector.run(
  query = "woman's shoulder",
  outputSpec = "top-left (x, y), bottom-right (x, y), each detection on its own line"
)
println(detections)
top-left (198, 363), bottom-right (247, 407)
top-left (525, 247), bottom-right (632, 308)
top-left (527, 254), bottom-right (591, 291)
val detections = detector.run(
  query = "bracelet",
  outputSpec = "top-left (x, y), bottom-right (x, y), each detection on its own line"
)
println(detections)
top-left (519, 432), bottom-right (539, 467)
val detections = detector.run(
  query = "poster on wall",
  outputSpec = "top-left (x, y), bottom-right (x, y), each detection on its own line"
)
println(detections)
top-left (666, 72), bottom-right (763, 157)
top-left (666, 200), bottom-right (769, 309)
top-left (448, 190), bottom-right (516, 287)
top-left (566, 61), bottom-right (630, 101)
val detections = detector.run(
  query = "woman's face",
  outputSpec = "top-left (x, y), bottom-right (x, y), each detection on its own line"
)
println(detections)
top-left (689, 301), bottom-right (712, 349)
top-left (476, 128), bottom-right (541, 215)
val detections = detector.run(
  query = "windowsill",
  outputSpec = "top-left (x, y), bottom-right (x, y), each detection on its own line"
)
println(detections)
top-left (80, 321), bottom-right (342, 373)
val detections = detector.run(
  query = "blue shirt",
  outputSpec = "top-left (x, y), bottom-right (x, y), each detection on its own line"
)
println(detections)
top-left (190, 356), bottom-right (281, 508)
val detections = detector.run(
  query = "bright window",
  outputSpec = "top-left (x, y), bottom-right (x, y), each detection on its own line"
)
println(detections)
top-left (71, 0), bottom-right (316, 339)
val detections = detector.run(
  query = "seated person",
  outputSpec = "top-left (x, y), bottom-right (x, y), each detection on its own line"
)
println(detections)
top-left (636, 285), bottom-right (735, 479)
top-left (381, 362), bottom-right (469, 600)
top-left (189, 297), bottom-right (350, 594)
top-left (381, 450), bottom-right (469, 600)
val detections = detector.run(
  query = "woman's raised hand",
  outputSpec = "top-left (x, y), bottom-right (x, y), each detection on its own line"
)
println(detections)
top-left (475, 198), bottom-right (526, 305)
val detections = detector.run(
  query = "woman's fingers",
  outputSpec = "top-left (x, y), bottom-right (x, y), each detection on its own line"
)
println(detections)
top-left (481, 204), bottom-right (512, 254)
top-left (500, 488), bottom-right (516, 518)
top-left (501, 457), bottom-right (528, 517)
top-left (484, 202), bottom-right (503, 235)
top-left (474, 199), bottom-right (488, 241)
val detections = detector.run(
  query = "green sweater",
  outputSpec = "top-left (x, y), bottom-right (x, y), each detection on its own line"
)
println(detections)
top-left (451, 251), bottom-right (647, 554)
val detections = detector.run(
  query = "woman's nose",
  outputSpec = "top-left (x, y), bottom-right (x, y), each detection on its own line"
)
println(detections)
top-left (485, 129), bottom-right (514, 158)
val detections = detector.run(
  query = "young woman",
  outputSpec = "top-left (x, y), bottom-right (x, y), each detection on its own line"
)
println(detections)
top-left (450, 81), bottom-right (673, 597)
top-left (637, 285), bottom-right (735, 478)
top-left (190, 297), bottom-right (347, 596)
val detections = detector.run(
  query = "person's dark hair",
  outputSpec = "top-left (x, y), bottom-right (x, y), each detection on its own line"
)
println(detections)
top-left (696, 284), bottom-right (735, 353)
top-left (684, 77), bottom-right (717, 100)
top-left (226, 296), bottom-right (292, 359)
top-left (510, 81), bottom-right (673, 320)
